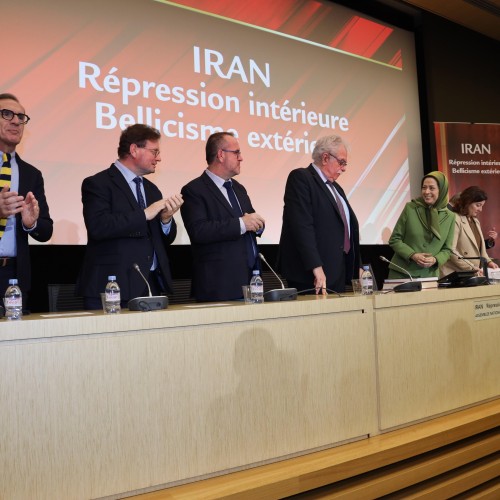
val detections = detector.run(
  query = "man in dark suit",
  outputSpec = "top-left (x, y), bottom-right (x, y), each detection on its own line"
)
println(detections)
top-left (78, 124), bottom-right (183, 309)
top-left (277, 135), bottom-right (361, 294)
top-left (180, 132), bottom-right (265, 302)
top-left (0, 93), bottom-right (53, 308)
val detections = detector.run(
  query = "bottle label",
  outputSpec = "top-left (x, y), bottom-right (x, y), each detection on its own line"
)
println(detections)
top-left (5, 297), bottom-right (22, 307)
top-left (105, 292), bottom-right (120, 303)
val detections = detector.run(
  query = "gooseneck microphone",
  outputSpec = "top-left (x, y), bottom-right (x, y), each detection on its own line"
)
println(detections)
top-left (258, 253), bottom-right (297, 301)
top-left (133, 263), bottom-right (152, 296)
top-left (379, 256), bottom-right (422, 292)
top-left (450, 249), bottom-right (477, 270)
top-left (127, 263), bottom-right (169, 311)
top-left (379, 256), bottom-right (414, 281)
top-left (450, 250), bottom-right (489, 286)
top-left (259, 253), bottom-right (285, 289)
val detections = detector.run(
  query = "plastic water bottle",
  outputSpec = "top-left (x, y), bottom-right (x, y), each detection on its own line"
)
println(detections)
top-left (361, 265), bottom-right (374, 295)
top-left (250, 270), bottom-right (264, 304)
top-left (5, 279), bottom-right (23, 320)
top-left (104, 275), bottom-right (121, 313)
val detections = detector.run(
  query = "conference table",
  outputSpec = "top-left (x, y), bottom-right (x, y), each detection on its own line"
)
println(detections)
top-left (1, 285), bottom-right (499, 499)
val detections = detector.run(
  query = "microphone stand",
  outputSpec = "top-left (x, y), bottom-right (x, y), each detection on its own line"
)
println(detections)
top-left (127, 263), bottom-right (169, 311)
top-left (258, 253), bottom-right (297, 302)
top-left (459, 256), bottom-right (490, 284)
top-left (379, 256), bottom-right (422, 292)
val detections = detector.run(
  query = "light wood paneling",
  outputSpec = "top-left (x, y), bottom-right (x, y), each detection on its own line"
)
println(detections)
top-left (374, 286), bottom-right (500, 430)
top-left (0, 296), bottom-right (377, 500)
top-left (1, 288), bottom-right (499, 499)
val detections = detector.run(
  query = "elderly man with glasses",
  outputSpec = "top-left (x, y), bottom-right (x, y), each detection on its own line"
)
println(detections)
top-left (0, 93), bottom-right (53, 310)
top-left (277, 134), bottom-right (361, 294)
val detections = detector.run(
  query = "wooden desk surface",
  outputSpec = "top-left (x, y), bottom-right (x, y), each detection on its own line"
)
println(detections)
top-left (0, 293), bottom-right (368, 342)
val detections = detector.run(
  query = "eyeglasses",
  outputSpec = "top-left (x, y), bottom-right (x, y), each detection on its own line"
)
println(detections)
top-left (137, 146), bottom-right (160, 158)
top-left (221, 149), bottom-right (242, 156)
top-left (0, 108), bottom-right (30, 125)
top-left (328, 153), bottom-right (347, 167)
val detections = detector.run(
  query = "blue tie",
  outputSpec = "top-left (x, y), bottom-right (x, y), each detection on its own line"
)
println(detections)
top-left (223, 180), bottom-right (243, 217)
top-left (133, 176), bottom-right (157, 271)
top-left (223, 180), bottom-right (257, 269)
top-left (133, 177), bottom-right (146, 209)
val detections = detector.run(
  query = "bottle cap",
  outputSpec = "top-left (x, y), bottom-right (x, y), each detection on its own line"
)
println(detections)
top-left (8, 278), bottom-right (18, 285)
top-left (252, 270), bottom-right (260, 275)
top-left (108, 275), bottom-right (116, 281)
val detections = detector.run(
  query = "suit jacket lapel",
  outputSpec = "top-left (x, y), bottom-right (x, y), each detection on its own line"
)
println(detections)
top-left (108, 164), bottom-right (142, 209)
top-left (307, 164), bottom-right (341, 216)
top-left (143, 177), bottom-right (160, 206)
top-left (232, 180), bottom-right (250, 213)
top-left (461, 215), bottom-right (480, 252)
top-left (202, 171), bottom-right (236, 216)
top-left (15, 154), bottom-right (24, 193)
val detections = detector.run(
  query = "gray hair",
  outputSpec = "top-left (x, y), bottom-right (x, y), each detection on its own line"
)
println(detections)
top-left (312, 135), bottom-right (346, 163)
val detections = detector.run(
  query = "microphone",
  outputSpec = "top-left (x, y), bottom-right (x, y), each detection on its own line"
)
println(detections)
top-left (258, 253), bottom-right (297, 301)
top-left (451, 251), bottom-right (489, 285)
top-left (127, 263), bottom-right (169, 311)
top-left (450, 249), bottom-right (477, 271)
top-left (379, 256), bottom-right (422, 292)
top-left (133, 263), bottom-right (152, 296)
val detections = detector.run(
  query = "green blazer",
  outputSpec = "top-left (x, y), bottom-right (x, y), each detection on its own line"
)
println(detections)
top-left (388, 201), bottom-right (455, 278)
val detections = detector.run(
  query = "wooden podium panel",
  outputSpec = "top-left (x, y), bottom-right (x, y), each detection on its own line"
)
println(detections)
top-left (374, 286), bottom-right (500, 431)
top-left (0, 296), bottom-right (377, 500)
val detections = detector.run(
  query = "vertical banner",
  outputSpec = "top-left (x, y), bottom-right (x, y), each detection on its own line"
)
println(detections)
top-left (435, 122), bottom-right (500, 259)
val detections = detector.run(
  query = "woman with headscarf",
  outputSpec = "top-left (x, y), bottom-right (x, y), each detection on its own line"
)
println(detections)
top-left (388, 171), bottom-right (455, 279)
top-left (440, 186), bottom-right (498, 277)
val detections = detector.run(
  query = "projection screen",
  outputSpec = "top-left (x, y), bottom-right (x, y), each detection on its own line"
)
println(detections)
top-left (2, 0), bottom-right (423, 245)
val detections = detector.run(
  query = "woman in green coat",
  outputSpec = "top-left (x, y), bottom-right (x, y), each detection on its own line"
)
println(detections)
top-left (388, 171), bottom-right (455, 279)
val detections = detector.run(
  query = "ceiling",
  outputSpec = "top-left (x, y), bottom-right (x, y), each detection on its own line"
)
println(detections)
top-left (400, 0), bottom-right (500, 41)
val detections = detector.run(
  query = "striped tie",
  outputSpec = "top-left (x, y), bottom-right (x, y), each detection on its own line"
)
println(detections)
top-left (0, 153), bottom-right (12, 239)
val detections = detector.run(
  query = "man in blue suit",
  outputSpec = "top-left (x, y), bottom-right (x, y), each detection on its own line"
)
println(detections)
top-left (0, 93), bottom-right (53, 308)
top-left (78, 124), bottom-right (183, 309)
top-left (181, 132), bottom-right (265, 302)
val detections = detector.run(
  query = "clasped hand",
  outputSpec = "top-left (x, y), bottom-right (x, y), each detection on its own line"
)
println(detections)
top-left (144, 193), bottom-right (184, 222)
top-left (0, 186), bottom-right (39, 228)
top-left (242, 212), bottom-right (265, 233)
top-left (411, 252), bottom-right (436, 268)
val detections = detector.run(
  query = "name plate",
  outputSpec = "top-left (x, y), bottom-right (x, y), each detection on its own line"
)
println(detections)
top-left (474, 298), bottom-right (500, 321)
